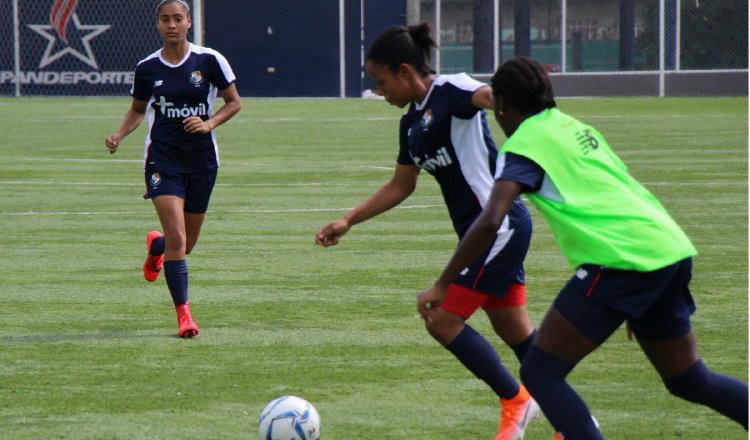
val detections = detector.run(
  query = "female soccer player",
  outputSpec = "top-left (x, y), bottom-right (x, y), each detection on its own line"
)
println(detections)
top-left (105, 0), bottom-right (241, 338)
top-left (316, 23), bottom-right (540, 440)
top-left (418, 56), bottom-right (748, 438)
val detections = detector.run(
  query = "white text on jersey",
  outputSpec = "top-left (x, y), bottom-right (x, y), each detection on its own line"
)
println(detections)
top-left (154, 95), bottom-right (207, 118)
top-left (412, 147), bottom-right (453, 171)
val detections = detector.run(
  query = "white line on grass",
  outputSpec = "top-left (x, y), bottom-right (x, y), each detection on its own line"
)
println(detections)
top-left (0, 180), bottom-right (382, 187)
top-left (21, 157), bottom-right (142, 163)
top-left (0, 204), bottom-right (444, 217)
top-left (16, 158), bottom-right (397, 171)
top-left (1, 180), bottom-right (743, 188)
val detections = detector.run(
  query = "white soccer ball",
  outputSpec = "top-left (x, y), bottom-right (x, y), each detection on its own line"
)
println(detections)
top-left (258, 395), bottom-right (321, 440)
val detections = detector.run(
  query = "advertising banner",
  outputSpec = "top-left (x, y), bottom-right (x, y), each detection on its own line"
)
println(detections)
top-left (1, 0), bottom-right (187, 96)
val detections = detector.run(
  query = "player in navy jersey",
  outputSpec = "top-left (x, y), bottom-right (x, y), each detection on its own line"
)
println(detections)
top-left (316, 23), bottom-right (540, 440)
top-left (419, 56), bottom-right (747, 438)
top-left (105, 0), bottom-right (241, 338)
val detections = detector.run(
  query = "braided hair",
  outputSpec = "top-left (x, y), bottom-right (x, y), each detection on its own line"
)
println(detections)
top-left (366, 22), bottom-right (437, 75)
top-left (491, 57), bottom-right (556, 114)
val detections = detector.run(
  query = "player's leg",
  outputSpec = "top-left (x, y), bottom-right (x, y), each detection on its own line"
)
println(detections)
top-left (482, 285), bottom-right (542, 440)
top-left (521, 307), bottom-right (606, 439)
top-left (183, 168), bottom-right (216, 256)
top-left (632, 258), bottom-right (748, 429)
top-left (638, 332), bottom-right (748, 429)
top-left (184, 211), bottom-right (205, 255)
top-left (520, 266), bottom-right (632, 439)
top-left (153, 195), bottom-right (197, 338)
top-left (484, 282), bottom-right (535, 362)
top-left (434, 284), bottom-right (538, 440)
top-left (429, 286), bottom-right (519, 398)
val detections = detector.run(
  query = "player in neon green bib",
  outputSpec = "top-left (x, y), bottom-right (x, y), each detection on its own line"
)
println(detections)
top-left (417, 57), bottom-right (747, 438)
top-left (501, 103), bottom-right (696, 271)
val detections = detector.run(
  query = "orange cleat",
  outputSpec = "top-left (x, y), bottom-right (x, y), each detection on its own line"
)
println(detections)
top-left (143, 230), bottom-right (164, 282)
top-left (176, 303), bottom-right (199, 338)
top-left (495, 385), bottom-right (541, 440)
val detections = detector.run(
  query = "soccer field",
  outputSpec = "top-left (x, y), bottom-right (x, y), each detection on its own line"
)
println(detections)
top-left (0, 96), bottom-right (746, 439)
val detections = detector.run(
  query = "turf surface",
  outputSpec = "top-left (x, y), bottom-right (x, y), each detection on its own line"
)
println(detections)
top-left (0, 96), bottom-right (746, 439)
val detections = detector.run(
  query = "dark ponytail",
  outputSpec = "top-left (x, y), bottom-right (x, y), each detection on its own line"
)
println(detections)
top-left (366, 22), bottom-right (437, 76)
top-left (491, 57), bottom-right (556, 114)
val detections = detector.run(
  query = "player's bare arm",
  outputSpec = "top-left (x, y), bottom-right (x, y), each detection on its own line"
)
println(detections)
top-left (105, 99), bottom-right (148, 154)
top-left (471, 85), bottom-right (494, 111)
top-left (315, 164), bottom-right (419, 247)
top-left (183, 83), bottom-right (241, 134)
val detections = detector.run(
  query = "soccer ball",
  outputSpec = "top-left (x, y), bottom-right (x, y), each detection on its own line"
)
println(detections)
top-left (258, 395), bottom-right (321, 440)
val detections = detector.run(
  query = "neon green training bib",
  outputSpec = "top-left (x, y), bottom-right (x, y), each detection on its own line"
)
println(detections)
top-left (501, 108), bottom-right (696, 271)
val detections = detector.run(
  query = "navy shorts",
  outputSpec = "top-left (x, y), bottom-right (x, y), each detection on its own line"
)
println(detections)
top-left (143, 167), bottom-right (218, 213)
top-left (452, 210), bottom-right (532, 297)
top-left (553, 258), bottom-right (696, 343)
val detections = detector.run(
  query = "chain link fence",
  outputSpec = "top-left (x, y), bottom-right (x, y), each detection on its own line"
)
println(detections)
top-left (414, 0), bottom-right (747, 96)
top-left (1, 0), bottom-right (746, 97)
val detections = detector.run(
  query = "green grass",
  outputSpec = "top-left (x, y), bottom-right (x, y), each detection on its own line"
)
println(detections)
top-left (0, 96), bottom-right (746, 439)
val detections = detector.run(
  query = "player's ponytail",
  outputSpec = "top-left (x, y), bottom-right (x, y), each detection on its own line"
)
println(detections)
top-left (367, 23), bottom-right (437, 76)
top-left (491, 57), bottom-right (556, 114)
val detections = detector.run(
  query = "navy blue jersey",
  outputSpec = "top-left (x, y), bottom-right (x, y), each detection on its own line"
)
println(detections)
top-left (131, 43), bottom-right (236, 173)
top-left (398, 74), bottom-right (529, 237)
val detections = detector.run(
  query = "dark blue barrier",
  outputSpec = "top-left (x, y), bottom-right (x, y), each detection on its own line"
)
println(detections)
top-left (204, 0), bottom-right (405, 97)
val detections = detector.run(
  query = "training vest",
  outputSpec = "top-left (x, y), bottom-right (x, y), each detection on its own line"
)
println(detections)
top-left (501, 108), bottom-right (697, 271)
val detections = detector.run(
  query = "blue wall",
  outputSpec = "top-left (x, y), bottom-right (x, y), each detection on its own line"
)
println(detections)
top-left (205, 1), bottom-right (405, 97)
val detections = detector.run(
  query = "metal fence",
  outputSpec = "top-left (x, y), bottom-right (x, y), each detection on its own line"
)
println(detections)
top-left (415, 0), bottom-right (747, 96)
top-left (1, 0), bottom-right (746, 97)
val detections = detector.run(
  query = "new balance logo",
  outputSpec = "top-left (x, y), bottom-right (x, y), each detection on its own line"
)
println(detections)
top-left (576, 268), bottom-right (588, 279)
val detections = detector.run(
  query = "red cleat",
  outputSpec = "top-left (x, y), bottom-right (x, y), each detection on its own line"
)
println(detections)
top-left (143, 230), bottom-right (164, 282)
top-left (176, 303), bottom-right (199, 338)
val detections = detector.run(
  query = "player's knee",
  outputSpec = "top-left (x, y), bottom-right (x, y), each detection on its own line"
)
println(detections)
top-left (664, 360), bottom-right (708, 401)
top-left (520, 345), bottom-right (575, 392)
top-left (425, 315), bottom-right (463, 346)
top-left (165, 234), bottom-right (187, 253)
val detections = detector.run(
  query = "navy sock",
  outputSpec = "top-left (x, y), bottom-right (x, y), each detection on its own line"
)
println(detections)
top-left (665, 359), bottom-right (748, 429)
top-left (520, 345), bottom-right (603, 439)
top-left (164, 259), bottom-right (188, 305)
top-left (150, 235), bottom-right (165, 256)
top-left (510, 329), bottom-right (536, 363)
top-left (446, 325), bottom-right (519, 399)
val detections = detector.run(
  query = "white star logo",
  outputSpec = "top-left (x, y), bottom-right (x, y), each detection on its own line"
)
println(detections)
top-left (28, 13), bottom-right (110, 69)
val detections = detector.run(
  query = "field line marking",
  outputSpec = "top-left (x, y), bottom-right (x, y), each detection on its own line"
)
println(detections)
top-left (0, 204), bottom-right (444, 217)
top-left (0, 180), bottom-right (744, 188)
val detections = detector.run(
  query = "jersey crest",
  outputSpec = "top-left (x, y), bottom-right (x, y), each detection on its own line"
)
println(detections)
top-left (189, 70), bottom-right (203, 86)
top-left (419, 109), bottom-right (433, 128)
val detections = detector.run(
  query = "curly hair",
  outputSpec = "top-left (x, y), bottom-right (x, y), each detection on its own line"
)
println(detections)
top-left (491, 57), bottom-right (556, 114)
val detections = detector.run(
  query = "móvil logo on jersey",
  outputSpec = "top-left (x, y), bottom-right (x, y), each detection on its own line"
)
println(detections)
top-left (0, 0), bottom-right (143, 91)
top-left (154, 96), bottom-right (207, 118)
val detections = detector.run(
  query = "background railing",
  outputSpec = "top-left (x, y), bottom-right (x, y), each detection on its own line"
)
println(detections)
top-left (1, 0), bottom-right (746, 97)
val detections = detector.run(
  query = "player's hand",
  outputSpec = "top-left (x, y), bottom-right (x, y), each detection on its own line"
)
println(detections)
top-left (183, 116), bottom-right (212, 134)
top-left (417, 283), bottom-right (448, 323)
top-left (315, 219), bottom-right (350, 247)
top-left (105, 134), bottom-right (121, 154)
